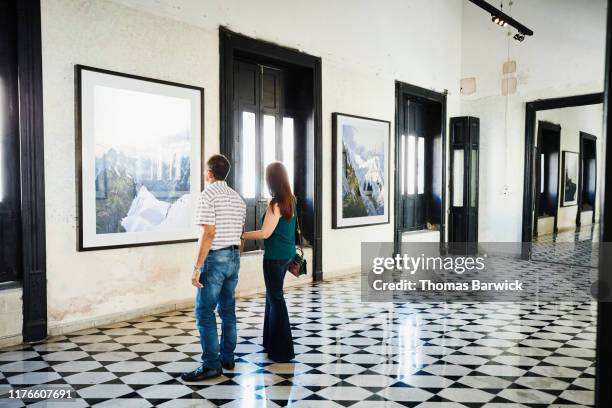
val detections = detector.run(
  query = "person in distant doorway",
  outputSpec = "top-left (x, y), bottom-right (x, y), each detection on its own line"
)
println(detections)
top-left (182, 154), bottom-right (246, 381)
top-left (242, 162), bottom-right (296, 362)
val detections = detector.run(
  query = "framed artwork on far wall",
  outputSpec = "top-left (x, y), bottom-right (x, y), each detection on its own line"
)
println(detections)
top-left (332, 113), bottom-right (390, 229)
top-left (562, 150), bottom-right (579, 207)
top-left (75, 65), bottom-right (204, 250)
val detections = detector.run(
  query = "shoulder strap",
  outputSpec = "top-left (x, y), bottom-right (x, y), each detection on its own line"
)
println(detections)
top-left (294, 197), bottom-right (304, 256)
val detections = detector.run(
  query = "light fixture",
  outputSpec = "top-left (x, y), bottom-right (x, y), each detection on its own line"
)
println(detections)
top-left (491, 15), bottom-right (509, 27)
top-left (469, 0), bottom-right (534, 42)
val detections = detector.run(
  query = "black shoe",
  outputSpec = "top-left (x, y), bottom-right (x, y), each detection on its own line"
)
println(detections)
top-left (181, 365), bottom-right (222, 381)
top-left (221, 360), bottom-right (235, 370)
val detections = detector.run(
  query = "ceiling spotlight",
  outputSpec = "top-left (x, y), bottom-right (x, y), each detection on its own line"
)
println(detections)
top-left (491, 15), bottom-right (508, 27)
top-left (470, 0), bottom-right (534, 42)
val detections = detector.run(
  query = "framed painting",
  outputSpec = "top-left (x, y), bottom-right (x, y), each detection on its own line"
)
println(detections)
top-left (561, 150), bottom-right (579, 207)
top-left (332, 113), bottom-right (390, 229)
top-left (76, 65), bottom-right (204, 250)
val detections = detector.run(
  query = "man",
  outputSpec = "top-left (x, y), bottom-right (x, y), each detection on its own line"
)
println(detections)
top-left (181, 154), bottom-right (246, 381)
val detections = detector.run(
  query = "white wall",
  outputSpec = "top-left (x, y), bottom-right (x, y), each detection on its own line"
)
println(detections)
top-left (536, 104), bottom-right (604, 231)
top-left (39, 0), bottom-right (462, 331)
top-left (0, 287), bottom-right (22, 346)
top-left (460, 0), bottom-right (607, 241)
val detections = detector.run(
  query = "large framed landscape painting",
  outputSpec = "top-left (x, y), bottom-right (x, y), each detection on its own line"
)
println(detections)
top-left (332, 113), bottom-right (390, 229)
top-left (76, 65), bottom-right (204, 250)
top-left (562, 150), bottom-right (579, 207)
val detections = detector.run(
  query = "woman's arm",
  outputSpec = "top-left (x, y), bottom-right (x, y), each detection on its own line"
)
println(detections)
top-left (242, 204), bottom-right (281, 240)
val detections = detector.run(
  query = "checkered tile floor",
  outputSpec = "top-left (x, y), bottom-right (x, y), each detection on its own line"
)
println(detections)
top-left (532, 224), bottom-right (599, 267)
top-left (0, 265), bottom-right (596, 407)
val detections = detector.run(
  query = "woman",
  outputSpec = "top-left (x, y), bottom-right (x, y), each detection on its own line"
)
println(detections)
top-left (241, 161), bottom-right (296, 362)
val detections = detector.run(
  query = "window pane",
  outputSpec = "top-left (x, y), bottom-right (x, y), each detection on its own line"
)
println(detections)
top-left (400, 135), bottom-right (406, 195)
top-left (470, 148), bottom-right (478, 207)
top-left (263, 115), bottom-right (276, 197)
top-left (241, 111), bottom-right (256, 198)
top-left (540, 154), bottom-right (545, 194)
top-left (417, 137), bottom-right (425, 194)
top-left (407, 135), bottom-right (415, 195)
top-left (263, 115), bottom-right (276, 169)
top-left (453, 148), bottom-right (464, 207)
top-left (282, 117), bottom-right (294, 190)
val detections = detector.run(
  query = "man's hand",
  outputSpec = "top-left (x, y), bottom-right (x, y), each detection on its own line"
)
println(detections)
top-left (191, 268), bottom-right (203, 288)
top-left (192, 225), bottom-right (214, 289)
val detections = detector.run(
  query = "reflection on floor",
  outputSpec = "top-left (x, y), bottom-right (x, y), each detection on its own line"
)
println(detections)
top-left (0, 272), bottom-right (596, 407)
top-left (532, 224), bottom-right (599, 267)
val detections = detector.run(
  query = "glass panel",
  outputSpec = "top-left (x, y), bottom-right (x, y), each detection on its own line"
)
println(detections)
top-left (263, 115), bottom-right (276, 169)
top-left (241, 111), bottom-right (256, 198)
top-left (417, 137), bottom-right (425, 194)
top-left (407, 135), bottom-right (416, 195)
top-left (540, 153), bottom-right (545, 194)
top-left (263, 115), bottom-right (276, 197)
top-left (452, 148), bottom-right (464, 207)
top-left (588, 159), bottom-right (596, 191)
top-left (282, 117), bottom-right (294, 190)
top-left (470, 148), bottom-right (478, 207)
top-left (400, 135), bottom-right (406, 195)
top-left (0, 77), bottom-right (5, 203)
top-left (0, 141), bottom-right (4, 203)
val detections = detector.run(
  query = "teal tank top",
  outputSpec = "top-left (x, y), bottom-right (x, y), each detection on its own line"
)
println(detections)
top-left (263, 202), bottom-right (297, 260)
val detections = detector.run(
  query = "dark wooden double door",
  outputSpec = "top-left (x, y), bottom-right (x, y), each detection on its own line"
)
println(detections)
top-left (396, 97), bottom-right (443, 237)
top-left (0, 0), bottom-right (22, 283)
top-left (449, 117), bottom-right (479, 248)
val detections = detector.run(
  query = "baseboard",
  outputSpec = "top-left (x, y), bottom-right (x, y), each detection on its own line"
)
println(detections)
top-left (0, 334), bottom-right (23, 348)
top-left (323, 267), bottom-right (359, 279)
top-left (48, 299), bottom-right (195, 338)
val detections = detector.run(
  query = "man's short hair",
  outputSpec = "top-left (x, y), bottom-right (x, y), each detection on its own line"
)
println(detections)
top-left (207, 154), bottom-right (231, 180)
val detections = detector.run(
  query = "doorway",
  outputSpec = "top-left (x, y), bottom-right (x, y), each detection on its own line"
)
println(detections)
top-left (394, 82), bottom-right (446, 252)
top-left (0, 0), bottom-right (46, 342)
top-left (534, 121), bottom-right (561, 237)
top-left (219, 28), bottom-right (323, 280)
top-left (0, 0), bottom-right (22, 284)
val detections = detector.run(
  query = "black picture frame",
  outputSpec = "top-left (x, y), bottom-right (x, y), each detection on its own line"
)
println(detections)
top-left (561, 150), bottom-right (579, 207)
top-left (75, 64), bottom-right (205, 251)
top-left (332, 112), bottom-right (391, 229)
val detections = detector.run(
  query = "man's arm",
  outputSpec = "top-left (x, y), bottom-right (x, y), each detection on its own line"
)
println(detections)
top-left (191, 224), bottom-right (216, 288)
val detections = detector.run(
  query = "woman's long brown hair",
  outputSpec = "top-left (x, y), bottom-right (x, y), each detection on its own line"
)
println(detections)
top-left (266, 161), bottom-right (294, 219)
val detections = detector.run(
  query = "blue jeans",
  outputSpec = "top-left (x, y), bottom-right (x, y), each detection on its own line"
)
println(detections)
top-left (195, 247), bottom-right (240, 369)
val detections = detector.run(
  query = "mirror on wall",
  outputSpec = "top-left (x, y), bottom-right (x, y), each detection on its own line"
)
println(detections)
top-left (530, 103), bottom-right (603, 268)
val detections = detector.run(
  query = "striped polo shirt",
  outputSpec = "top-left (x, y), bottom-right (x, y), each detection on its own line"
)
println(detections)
top-left (194, 181), bottom-right (246, 250)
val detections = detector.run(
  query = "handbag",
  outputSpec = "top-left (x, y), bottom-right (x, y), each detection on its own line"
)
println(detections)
top-left (288, 208), bottom-right (307, 278)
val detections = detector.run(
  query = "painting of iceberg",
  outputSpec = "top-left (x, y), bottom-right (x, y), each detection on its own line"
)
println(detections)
top-left (333, 113), bottom-right (390, 228)
top-left (77, 66), bottom-right (203, 250)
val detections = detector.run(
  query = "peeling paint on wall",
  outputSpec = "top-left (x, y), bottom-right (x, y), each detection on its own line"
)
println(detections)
top-left (460, 77), bottom-right (476, 95)
top-left (501, 77), bottom-right (517, 95)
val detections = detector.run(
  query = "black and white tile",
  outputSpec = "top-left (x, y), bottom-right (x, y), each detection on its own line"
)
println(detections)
top-left (0, 258), bottom-right (596, 407)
